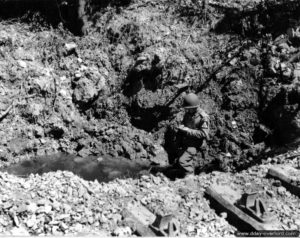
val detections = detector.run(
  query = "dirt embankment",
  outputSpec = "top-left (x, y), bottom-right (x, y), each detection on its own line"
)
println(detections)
top-left (0, 0), bottom-right (299, 172)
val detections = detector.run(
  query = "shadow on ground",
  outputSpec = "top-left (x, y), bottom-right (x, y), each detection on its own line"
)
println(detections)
top-left (0, 153), bottom-right (151, 183)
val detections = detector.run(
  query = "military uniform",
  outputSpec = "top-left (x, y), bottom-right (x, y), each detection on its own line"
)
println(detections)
top-left (177, 107), bottom-right (210, 174)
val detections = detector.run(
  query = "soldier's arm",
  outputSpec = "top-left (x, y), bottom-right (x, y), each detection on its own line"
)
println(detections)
top-left (184, 120), bottom-right (209, 139)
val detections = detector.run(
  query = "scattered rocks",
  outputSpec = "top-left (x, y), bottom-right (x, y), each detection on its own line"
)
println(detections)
top-left (25, 215), bottom-right (37, 228)
top-left (277, 186), bottom-right (286, 195)
top-left (266, 190), bottom-right (275, 197)
top-left (26, 203), bottom-right (38, 214)
top-left (17, 60), bottom-right (27, 68)
top-left (8, 226), bottom-right (30, 236)
top-left (64, 42), bottom-right (77, 55)
top-left (1, 161), bottom-right (298, 236)
top-left (113, 226), bottom-right (132, 236)
top-left (273, 180), bottom-right (281, 187)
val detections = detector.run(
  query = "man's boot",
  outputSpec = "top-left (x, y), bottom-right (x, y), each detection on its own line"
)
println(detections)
top-left (149, 165), bottom-right (172, 174)
top-left (150, 165), bottom-right (186, 180)
top-left (163, 167), bottom-right (186, 180)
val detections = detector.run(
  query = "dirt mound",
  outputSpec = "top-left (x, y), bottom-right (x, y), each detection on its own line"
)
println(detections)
top-left (0, 0), bottom-right (299, 173)
top-left (0, 18), bottom-right (168, 167)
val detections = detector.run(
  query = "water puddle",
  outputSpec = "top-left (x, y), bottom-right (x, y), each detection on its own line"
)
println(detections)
top-left (0, 153), bottom-right (151, 182)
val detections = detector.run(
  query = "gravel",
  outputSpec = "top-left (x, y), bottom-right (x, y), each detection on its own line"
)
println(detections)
top-left (2, 148), bottom-right (300, 236)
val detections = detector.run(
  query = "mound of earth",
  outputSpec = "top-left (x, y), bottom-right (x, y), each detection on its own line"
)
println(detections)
top-left (0, 0), bottom-right (299, 174)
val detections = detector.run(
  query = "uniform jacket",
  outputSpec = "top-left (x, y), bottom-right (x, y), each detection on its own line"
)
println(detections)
top-left (180, 107), bottom-right (210, 149)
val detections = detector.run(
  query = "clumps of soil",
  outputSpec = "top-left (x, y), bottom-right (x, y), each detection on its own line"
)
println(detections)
top-left (107, 0), bottom-right (300, 171)
top-left (0, 0), bottom-right (300, 173)
top-left (212, 0), bottom-right (300, 37)
top-left (0, 19), bottom-right (168, 167)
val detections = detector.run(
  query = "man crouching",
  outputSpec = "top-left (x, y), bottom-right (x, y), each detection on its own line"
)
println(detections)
top-left (176, 93), bottom-right (210, 177)
top-left (151, 93), bottom-right (210, 179)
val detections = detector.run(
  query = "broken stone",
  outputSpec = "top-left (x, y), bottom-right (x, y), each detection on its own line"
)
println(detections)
top-left (111, 214), bottom-right (122, 223)
top-left (64, 42), bottom-right (77, 55)
top-left (123, 202), bottom-right (156, 226)
top-left (149, 144), bottom-right (168, 166)
top-left (266, 190), bottom-right (274, 197)
top-left (51, 201), bottom-right (61, 211)
top-left (51, 225), bottom-right (60, 234)
top-left (277, 186), bottom-right (286, 195)
top-left (113, 226), bottom-right (132, 236)
top-left (220, 212), bottom-right (227, 219)
top-left (293, 67), bottom-right (300, 80)
top-left (0, 216), bottom-right (9, 227)
top-left (78, 148), bottom-right (91, 157)
top-left (121, 141), bottom-right (135, 159)
top-left (272, 180), bottom-right (281, 187)
top-left (73, 78), bottom-right (98, 104)
top-left (60, 222), bottom-right (69, 231)
top-left (9, 226), bottom-right (30, 236)
top-left (75, 72), bottom-right (82, 80)
top-left (114, 186), bottom-right (127, 196)
top-left (11, 212), bottom-right (20, 227)
top-left (186, 224), bottom-right (195, 234)
top-left (282, 67), bottom-right (292, 78)
top-left (43, 204), bottom-right (53, 214)
top-left (88, 216), bottom-right (95, 224)
top-left (3, 201), bottom-right (13, 210)
top-left (152, 175), bottom-right (161, 185)
top-left (229, 58), bottom-right (238, 66)
top-left (56, 214), bottom-right (71, 220)
top-left (18, 60), bottom-right (27, 68)
top-left (16, 204), bottom-right (27, 214)
top-left (278, 43), bottom-right (290, 51)
top-left (63, 204), bottom-right (72, 213)
top-left (140, 181), bottom-right (151, 189)
top-left (37, 199), bottom-right (48, 206)
top-left (28, 103), bottom-right (44, 117)
top-left (287, 27), bottom-right (300, 40)
top-left (99, 214), bottom-right (108, 224)
top-left (295, 219), bottom-right (300, 227)
top-left (225, 153), bottom-right (232, 157)
top-left (26, 215), bottom-right (37, 228)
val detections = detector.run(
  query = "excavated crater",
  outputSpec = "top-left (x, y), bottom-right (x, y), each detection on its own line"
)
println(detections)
top-left (0, 0), bottom-right (299, 181)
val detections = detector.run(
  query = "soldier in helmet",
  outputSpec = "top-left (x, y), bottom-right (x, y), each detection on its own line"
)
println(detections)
top-left (174, 93), bottom-right (210, 177)
top-left (150, 92), bottom-right (209, 179)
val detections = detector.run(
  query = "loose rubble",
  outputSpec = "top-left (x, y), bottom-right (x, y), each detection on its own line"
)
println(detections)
top-left (0, 148), bottom-right (299, 236)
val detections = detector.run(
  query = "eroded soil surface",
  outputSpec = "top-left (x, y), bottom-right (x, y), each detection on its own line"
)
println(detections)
top-left (0, 0), bottom-right (300, 236)
top-left (0, 0), bottom-right (299, 169)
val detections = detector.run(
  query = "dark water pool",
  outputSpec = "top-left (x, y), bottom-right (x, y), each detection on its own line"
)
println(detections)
top-left (0, 153), bottom-right (151, 182)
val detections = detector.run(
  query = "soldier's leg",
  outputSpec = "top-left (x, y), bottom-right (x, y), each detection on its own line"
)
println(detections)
top-left (194, 149), bottom-right (208, 174)
top-left (178, 147), bottom-right (197, 174)
top-left (149, 164), bottom-right (186, 180)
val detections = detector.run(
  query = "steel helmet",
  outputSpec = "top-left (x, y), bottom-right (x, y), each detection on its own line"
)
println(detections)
top-left (183, 93), bottom-right (200, 109)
